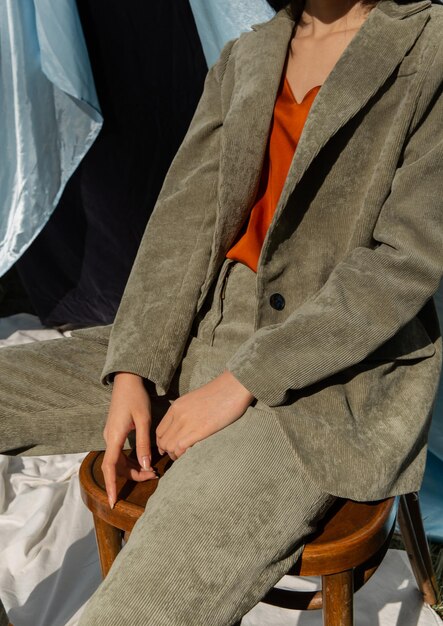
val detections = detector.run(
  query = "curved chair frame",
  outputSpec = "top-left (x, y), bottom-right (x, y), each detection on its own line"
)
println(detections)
top-left (79, 450), bottom-right (441, 626)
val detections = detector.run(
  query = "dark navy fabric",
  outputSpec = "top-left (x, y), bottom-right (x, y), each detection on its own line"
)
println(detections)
top-left (17, 0), bottom-right (207, 327)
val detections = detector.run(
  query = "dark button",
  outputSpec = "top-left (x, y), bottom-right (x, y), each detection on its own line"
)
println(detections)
top-left (270, 293), bottom-right (285, 311)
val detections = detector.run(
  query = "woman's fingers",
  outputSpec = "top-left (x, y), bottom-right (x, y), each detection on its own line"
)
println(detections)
top-left (103, 412), bottom-right (155, 509)
top-left (102, 446), bottom-right (158, 510)
top-left (102, 372), bottom-right (156, 508)
top-left (125, 464), bottom-right (158, 482)
top-left (156, 371), bottom-right (255, 459)
top-left (101, 442), bottom-right (122, 509)
top-left (156, 406), bottom-right (178, 456)
top-left (157, 409), bottom-right (194, 459)
top-left (134, 413), bottom-right (153, 471)
top-left (156, 408), bottom-right (175, 456)
top-left (155, 408), bottom-right (174, 439)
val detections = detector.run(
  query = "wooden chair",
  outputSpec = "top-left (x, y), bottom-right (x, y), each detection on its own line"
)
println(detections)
top-left (79, 450), bottom-right (441, 626)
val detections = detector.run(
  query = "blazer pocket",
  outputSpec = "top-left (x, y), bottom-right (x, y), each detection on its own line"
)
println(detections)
top-left (364, 316), bottom-right (435, 362)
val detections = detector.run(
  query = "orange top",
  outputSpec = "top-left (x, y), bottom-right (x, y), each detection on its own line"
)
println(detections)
top-left (226, 77), bottom-right (320, 272)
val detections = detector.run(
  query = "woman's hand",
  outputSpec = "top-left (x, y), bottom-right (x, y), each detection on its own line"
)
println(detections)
top-left (102, 372), bottom-right (158, 509)
top-left (156, 370), bottom-right (254, 460)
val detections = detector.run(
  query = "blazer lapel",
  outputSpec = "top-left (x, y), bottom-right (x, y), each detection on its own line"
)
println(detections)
top-left (271, 0), bottom-right (432, 225)
top-left (205, 0), bottom-right (431, 287)
top-left (207, 11), bottom-right (294, 276)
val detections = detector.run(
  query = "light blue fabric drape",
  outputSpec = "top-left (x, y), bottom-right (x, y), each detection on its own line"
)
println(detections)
top-left (420, 283), bottom-right (443, 541)
top-left (0, 0), bottom-right (102, 275)
top-left (188, 0), bottom-right (275, 68)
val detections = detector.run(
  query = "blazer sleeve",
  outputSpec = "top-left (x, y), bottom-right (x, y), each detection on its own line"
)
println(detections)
top-left (227, 41), bottom-right (443, 407)
top-left (101, 40), bottom-right (235, 388)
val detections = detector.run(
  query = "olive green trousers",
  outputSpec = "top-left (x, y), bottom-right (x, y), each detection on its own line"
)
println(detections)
top-left (0, 261), bottom-right (334, 625)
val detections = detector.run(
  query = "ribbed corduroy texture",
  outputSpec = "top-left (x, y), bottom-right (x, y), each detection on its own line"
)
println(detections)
top-left (78, 261), bottom-right (334, 625)
top-left (79, 410), bottom-right (333, 626)
top-left (100, 0), bottom-right (443, 499)
top-left (0, 334), bottom-right (110, 456)
top-left (0, 261), bottom-right (334, 625)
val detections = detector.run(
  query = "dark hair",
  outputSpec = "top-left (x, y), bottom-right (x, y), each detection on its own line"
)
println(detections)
top-left (290, 1), bottom-right (380, 21)
top-left (267, 1), bottom-right (380, 22)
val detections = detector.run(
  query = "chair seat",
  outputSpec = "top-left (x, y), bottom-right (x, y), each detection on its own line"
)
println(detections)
top-left (80, 449), bottom-right (171, 533)
top-left (80, 450), bottom-right (396, 576)
top-left (297, 497), bottom-right (396, 576)
top-left (79, 450), bottom-right (440, 623)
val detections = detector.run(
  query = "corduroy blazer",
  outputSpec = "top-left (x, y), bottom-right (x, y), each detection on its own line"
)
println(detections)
top-left (95, 0), bottom-right (443, 500)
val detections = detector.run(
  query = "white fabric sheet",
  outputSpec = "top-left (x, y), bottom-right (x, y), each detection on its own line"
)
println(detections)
top-left (0, 454), bottom-right (101, 626)
top-left (0, 313), bottom-right (63, 344)
top-left (0, 315), bottom-right (440, 625)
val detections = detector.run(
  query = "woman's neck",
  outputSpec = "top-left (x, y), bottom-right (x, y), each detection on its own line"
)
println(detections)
top-left (299, 0), bottom-right (372, 38)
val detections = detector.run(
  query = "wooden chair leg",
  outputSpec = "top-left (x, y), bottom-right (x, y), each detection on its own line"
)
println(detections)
top-left (93, 513), bottom-right (123, 578)
top-left (322, 570), bottom-right (354, 626)
top-left (398, 493), bottom-right (440, 605)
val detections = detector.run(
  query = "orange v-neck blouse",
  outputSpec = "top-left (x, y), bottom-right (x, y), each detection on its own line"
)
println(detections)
top-left (226, 76), bottom-right (320, 272)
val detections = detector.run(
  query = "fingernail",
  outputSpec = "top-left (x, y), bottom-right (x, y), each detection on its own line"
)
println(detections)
top-left (141, 467), bottom-right (156, 474)
top-left (142, 456), bottom-right (151, 470)
top-left (108, 497), bottom-right (115, 510)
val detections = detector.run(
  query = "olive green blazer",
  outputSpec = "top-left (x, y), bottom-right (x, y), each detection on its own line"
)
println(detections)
top-left (99, 0), bottom-right (443, 499)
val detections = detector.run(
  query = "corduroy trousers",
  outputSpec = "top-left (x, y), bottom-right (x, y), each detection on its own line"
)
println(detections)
top-left (0, 261), bottom-right (335, 626)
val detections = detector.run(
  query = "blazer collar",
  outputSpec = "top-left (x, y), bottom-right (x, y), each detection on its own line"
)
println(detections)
top-left (210, 0), bottom-right (431, 277)
top-left (214, 10), bottom-right (294, 264)
top-left (274, 0), bottom-right (432, 223)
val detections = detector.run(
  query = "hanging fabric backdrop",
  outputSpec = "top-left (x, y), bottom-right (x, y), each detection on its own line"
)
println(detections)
top-left (0, 0), bottom-right (102, 275)
top-left (188, 0), bottom-right (275, 67)
top-left (14, 0), bottom-right (208, 327)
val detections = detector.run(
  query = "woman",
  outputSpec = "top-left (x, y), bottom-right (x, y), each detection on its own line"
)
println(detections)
top-left (1, 0), bottom-right (443, 624)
